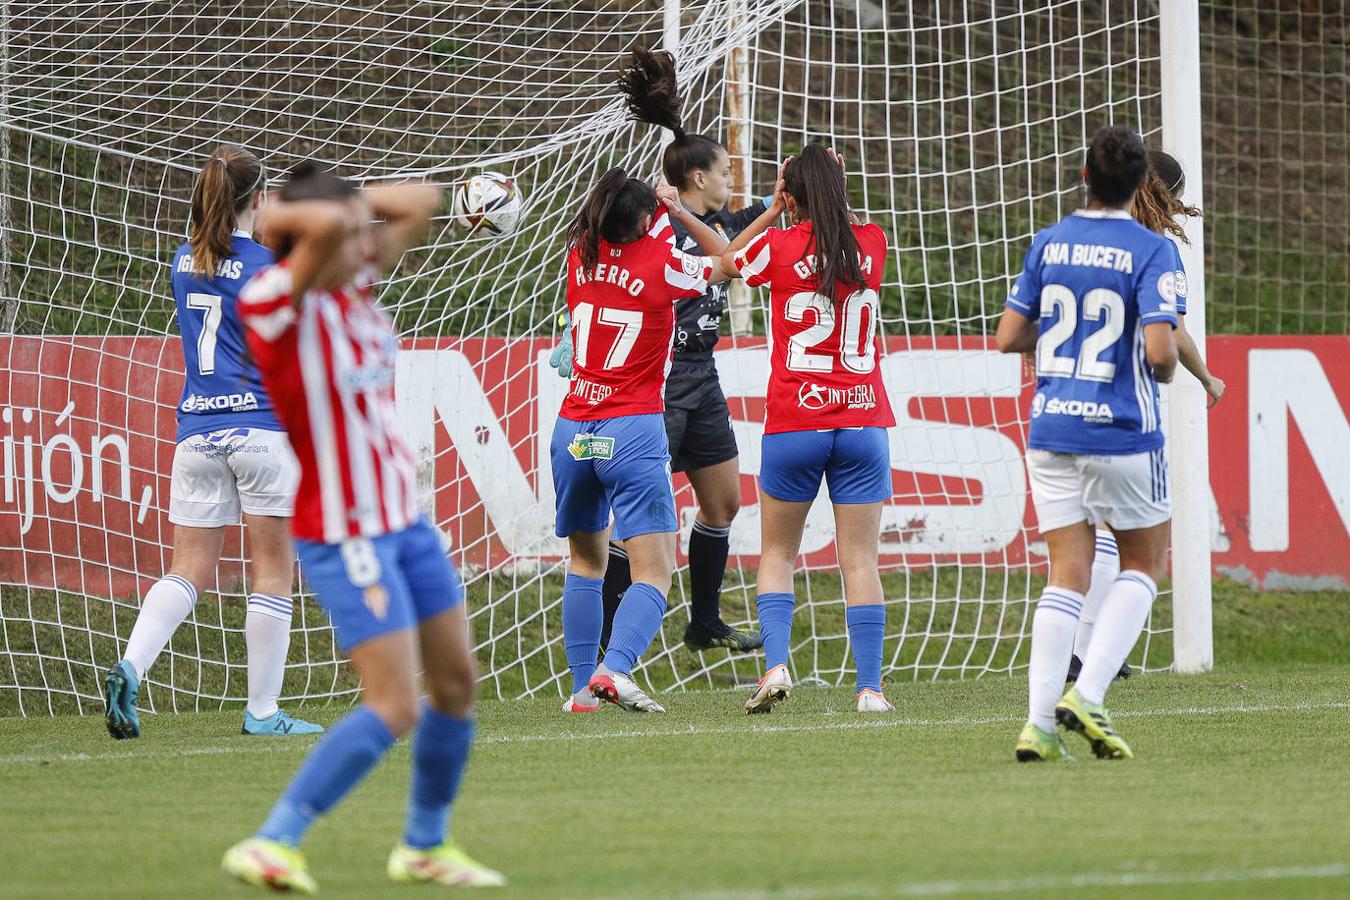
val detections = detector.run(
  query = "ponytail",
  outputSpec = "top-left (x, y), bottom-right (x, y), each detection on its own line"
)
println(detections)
top-left (567, 167), bottom-right (658, 272)
top-left (618, 47), bottom-right (723, 190)
top-left (783, 144), bottom-right (864, 297)
top-left (189, 146), bottom-right (263, 276)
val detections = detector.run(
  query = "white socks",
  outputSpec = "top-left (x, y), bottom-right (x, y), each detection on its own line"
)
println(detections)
top-left (245, 593), bottom-right (294, 719)
top-left (1027, 587), bottom-right (1084, 732)
top-left (1074, 531), bottom-right (1120, 657)
top-left (122, 574), bottom-right (198, 680)
top-left (1077, 571), bottom-right (1158, 705)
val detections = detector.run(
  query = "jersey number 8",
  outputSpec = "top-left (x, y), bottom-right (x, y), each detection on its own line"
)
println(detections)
top-left (785, 289), bottom-right (880, 375)
top-left (1036, 284), bottom-right (1126, 383)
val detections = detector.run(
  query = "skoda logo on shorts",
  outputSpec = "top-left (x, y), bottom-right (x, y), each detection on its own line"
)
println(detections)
top-left (798, 382), bottom-right (829, 410)
top-left (1031, 392), bottom-right (1046, 418)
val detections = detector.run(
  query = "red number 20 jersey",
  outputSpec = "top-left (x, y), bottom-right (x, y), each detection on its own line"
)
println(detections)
top-left (732, 221), bottom-right (895, 434)
top-left (560, 211), bottom-right (714, 421)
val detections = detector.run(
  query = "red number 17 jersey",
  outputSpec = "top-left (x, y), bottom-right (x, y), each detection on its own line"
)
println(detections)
top-left (732, 221), bottom-right (895, 434)
top-left (560, 211), bottom-right (714, 421)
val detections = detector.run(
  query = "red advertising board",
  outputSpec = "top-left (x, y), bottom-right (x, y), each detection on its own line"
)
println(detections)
top-left (1, 335), bottom-right (1346, 598)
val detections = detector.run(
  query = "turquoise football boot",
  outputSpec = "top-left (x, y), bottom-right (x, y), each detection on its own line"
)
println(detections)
top-left (103, 660), bottom-right (141, 740)
top-left (242, 709), bottom-right (325, 736)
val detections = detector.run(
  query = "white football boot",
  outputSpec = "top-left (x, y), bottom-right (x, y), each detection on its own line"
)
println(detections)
top-left (588, 666), bottom-right (665, 713)
top-left (856, 688), bottom-right (894, 713)
top-left (744, 664), bottom-right (793, 715)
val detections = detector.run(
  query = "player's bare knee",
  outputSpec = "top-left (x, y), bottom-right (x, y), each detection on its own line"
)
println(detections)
top-left (428, 671), bottom-right (476, 717)
top-left (698, 496), bottom-right (740, 529)
top-left (371, 693), bottom-right (420, 737)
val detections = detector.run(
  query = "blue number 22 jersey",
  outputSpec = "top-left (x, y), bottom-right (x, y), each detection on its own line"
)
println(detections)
top-left (171, 232), bottom-right (282, 441)
top-left (1006, 209), bottom-right (1179, 455)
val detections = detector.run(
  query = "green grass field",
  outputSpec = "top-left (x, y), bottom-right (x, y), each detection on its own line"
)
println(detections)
top-left (1, 591), bottom-right (1348, 898)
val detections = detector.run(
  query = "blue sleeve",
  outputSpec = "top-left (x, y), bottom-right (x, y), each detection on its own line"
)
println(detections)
top-left (1134, 242), bottom-right (1180, 328)
top-left (1168, 242), bottom-right (1189, 316)
top-left (1005, 234), bottom-right (1043, 315)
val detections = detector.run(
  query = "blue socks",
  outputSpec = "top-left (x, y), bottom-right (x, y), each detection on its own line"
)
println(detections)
top-left (601, 582), bottom-right (666, 675)
top-left (757, 592), bottom-right (795, 670)
top-left (562, 573), bottom-right (603, 693)
top-left (403, 704), bottom-right (474, 850)
top-left (258, 705), bottom-right (394, 847)
top-left (846, 604), bottom-right (886, 692)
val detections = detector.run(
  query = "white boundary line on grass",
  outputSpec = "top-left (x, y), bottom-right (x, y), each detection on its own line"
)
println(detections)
top-left (663, 863), bottom-right (1350, 899)
top-left (1, 699), bottom-right (1346, 766)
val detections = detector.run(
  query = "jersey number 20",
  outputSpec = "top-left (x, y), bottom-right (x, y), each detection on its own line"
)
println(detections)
top-left (785, 289), bottom-right (879, 375)
top-left (1036, 284), bottom-right (1125, 383)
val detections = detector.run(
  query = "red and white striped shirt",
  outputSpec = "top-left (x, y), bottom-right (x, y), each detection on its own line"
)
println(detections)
top-left (238, 260), bottom-right (420, 544)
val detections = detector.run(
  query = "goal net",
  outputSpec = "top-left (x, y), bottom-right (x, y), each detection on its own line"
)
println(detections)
top-left (2, 1), bottom-right (1191, 716)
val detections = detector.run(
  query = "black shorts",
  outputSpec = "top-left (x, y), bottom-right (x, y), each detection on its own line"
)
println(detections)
top-left (663, 362), bottom-right (739, 474)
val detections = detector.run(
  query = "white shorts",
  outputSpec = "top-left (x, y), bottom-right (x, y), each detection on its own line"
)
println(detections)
top-left (168, 428), bottom-right (299, 527)
top-left (1026, 447), bottom-right (1171, 533)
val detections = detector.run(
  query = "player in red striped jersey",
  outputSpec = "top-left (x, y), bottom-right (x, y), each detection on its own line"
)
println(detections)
top-left (724, 145), bottom-right (897, 714)
top-left (222, 164), bottom-right (504, 893)
top-left (552, 168), bottom-right (727, 714)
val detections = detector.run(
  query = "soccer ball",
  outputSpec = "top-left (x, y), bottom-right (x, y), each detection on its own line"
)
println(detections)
top-left (451, 172), bottom-right (524, 237)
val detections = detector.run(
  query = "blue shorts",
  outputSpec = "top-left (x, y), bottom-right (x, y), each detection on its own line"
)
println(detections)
top-left (296, 517), bottom-right (464, 652)
top-left (760, 427), bottom-right (891, 504)
top-left (551, 413), bottom-right (678, 541)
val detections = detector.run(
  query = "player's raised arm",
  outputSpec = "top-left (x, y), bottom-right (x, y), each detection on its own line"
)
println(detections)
top-left (365, 181), bottom-right (445, 271)
top-left (720, 156), bottom-right (789, 274)
top-left (253, 181), bottom-right (351, 304)
top-left (655, 185), bottom-right (729, 284)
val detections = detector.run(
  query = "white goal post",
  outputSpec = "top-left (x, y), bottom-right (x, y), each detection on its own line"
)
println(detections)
top-left (1159, 0), bottom-right (1214, 674)
top-left (0, 0), bottom-right (1215, 717)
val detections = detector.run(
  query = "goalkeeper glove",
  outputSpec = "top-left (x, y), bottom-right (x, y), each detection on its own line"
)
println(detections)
top-left (548, 311), bottom-right (575, 379)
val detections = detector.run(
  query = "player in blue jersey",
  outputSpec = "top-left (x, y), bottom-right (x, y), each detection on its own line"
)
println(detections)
top-left (996, 126), bottom-right (1179, 761)
top-left (103, 146), bottom-right (322, 739)
top-left (1067, 148), bottom-right (1225, 683)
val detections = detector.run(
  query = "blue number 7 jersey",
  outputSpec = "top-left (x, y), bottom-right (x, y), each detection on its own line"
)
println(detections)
top-left (1006, 209), bottom-right (1180, 455)
top-left (171, 233), bottom-right (282, 442)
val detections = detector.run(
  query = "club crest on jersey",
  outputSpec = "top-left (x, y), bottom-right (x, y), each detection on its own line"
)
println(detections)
top-left (363, 584), bottom-right (390, 621)
top-left (1156, 270), bottom-right (1177, 304)
top-left (567, 434), bottom-right (615, 461)
top-left (1174, 270), bottom-right (1189, 299)
top-left (797, 382), bottom-right (877, 411)
top-left (680, 253), bottom-right (704, 277)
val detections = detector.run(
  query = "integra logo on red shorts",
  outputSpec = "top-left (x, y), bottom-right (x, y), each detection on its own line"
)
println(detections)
top-left (797, 382), bottom-right (877, 411)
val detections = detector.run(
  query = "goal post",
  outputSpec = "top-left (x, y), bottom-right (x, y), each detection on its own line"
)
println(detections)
top-left (0, 1), bottom-right (1230, 716)
top-left (1161, 0), bottom-right (1214, 673)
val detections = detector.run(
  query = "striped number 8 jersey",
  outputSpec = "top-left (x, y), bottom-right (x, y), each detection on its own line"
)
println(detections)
top-left (238, 260), bottom-right (421, 544)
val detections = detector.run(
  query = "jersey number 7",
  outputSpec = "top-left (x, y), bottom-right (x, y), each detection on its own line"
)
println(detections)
top-left (572, 301), bottom-right (643, 370)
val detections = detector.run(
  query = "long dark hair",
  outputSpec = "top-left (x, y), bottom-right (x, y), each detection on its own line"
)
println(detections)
top-left (783, 144), bottom-right (864, 296)
top-left (618, 47), bottom-right (723, 190)
top-left (189, 146), bottom-right (263, 275)
top-left (278, 160), bottom-right (357, 203)
top-left (1084, 125), bottom-right (1149, 207)
top-left (1133, 149), bottom-right (1203, 243)
top-left (566, 167), bottom-right (658, 272)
